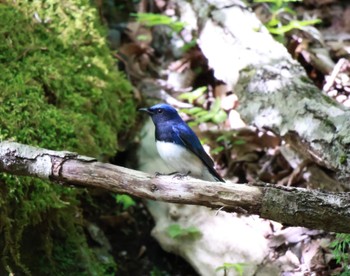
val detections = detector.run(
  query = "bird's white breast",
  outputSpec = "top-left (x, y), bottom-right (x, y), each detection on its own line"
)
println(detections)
top-left (156, 141), bottom-right (215, 181)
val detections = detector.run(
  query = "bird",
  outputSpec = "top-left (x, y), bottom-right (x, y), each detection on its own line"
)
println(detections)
top-left (139, 103), bottom-right (225, 182)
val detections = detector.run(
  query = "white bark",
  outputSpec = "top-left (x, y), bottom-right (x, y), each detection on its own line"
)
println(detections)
top-left (180, 0), bottom-right (350, 188)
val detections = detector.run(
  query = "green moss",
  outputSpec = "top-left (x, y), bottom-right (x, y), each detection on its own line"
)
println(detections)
top-left (0, 1), bottom-right (135, 274)
top-left (339, 154), bottom-right (347, 165)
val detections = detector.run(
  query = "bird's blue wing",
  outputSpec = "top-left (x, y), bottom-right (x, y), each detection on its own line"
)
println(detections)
top-left (172, 124), bottom-right (224, 182)
top-left (172, 124), bottom-right (214, 166)
top-left (172, 124), bottom-right (225, 182)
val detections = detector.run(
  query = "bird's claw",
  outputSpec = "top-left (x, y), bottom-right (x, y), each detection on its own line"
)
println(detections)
top-left (172, 171), bottom-right (191, 180)
top-left (155, 171), bottom-right (191, 179)
top-left (155, 171), bottom-right (179, 178)
top-left (155, 172), bottom-right (163, 177)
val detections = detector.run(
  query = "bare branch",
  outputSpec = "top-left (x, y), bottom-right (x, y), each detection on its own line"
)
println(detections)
top-left (0, 141), bottom-right (349, 233)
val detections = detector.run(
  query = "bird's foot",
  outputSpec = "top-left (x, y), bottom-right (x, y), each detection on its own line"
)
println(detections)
top-left (172, 171), bottom-right (191, 180)
top-left (155, 171), bottom-right (179, 177)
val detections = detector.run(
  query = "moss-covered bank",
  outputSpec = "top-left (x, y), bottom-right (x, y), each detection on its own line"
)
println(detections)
top-left (0, 1), bottom-right (136, 274)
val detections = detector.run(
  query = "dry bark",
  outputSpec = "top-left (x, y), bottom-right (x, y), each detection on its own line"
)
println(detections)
top-left (0, 141), bottom-right (349, 233)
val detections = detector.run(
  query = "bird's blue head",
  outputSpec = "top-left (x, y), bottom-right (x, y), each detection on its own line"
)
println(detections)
top-left (139, 103), bottom-right (181, 125)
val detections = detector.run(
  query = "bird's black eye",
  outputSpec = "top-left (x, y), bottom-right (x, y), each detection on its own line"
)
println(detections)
top-left (157, 109), bottom-right (163, 114)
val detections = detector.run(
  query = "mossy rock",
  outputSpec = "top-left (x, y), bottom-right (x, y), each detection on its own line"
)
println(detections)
top-left (0, 1), bottom-right (136, 274)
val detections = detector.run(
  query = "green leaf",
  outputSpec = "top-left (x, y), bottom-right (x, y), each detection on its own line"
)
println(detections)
top-left (167, 224), bottom-right (202, 239)
top-left (331, 233), bottom-right (350, 270)
top-left (211, 146), bottom-right (225, 155)
top-left (216, 263), bottom-right (246, 276)
top-left (267, 17), bottom-right (280, 28)
top-left (197, 112), bottom-right (214, 123)
top-left (132, 13), bottom-right (186, 33)
top-left (195, 110), bottom-right (210, 117)
top-left (213, 109), bottom-right (227, 124)
top-left (180, 107), bottom-right (203, 115)
top-left (233, 139), bottom-right (246, 145)
top-left (179, 86), bottom-right (207, 104)
top-left (181, 39), bottom-right (197, 52)
top-left (210, 99), bottom-right (222, 113)
top-left (216, 135), bottom-right (228, 142)
top-left (167, 224), bottom-right (182, 238)
top-left (268, 19), bottom-right (321, 35)
top-left (136, 34), bottom-right (151, 41)
top-left (188, 121), bottom-right (199, 127)
top-left (115, 194), bottom-right (136, 210)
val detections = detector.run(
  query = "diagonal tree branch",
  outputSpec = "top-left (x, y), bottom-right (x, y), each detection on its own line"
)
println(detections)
top-left (0, 141), bottom-right (349, 233)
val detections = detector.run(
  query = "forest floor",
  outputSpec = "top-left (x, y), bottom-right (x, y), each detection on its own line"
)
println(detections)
top-left (86, 0), bottom-right (350, 275)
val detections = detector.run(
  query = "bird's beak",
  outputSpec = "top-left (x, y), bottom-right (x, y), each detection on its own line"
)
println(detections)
top-left (138, 107), bottom-right (153, 115)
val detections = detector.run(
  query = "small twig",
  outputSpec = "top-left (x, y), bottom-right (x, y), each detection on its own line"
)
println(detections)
top-left (323, 58), bottom-right (347, 92)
